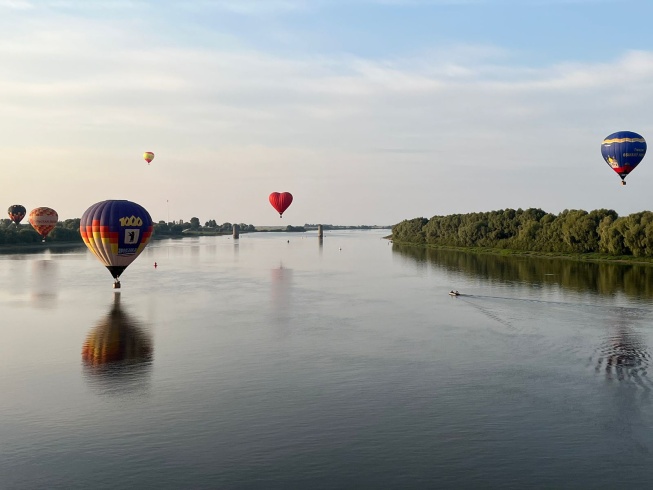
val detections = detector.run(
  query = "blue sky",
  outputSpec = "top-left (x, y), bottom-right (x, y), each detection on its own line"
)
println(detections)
top-left (2, 0), bottom-right (653, 225)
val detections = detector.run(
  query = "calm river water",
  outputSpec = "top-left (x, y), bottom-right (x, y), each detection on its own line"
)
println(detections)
top-left (2, 230), bottom-right (653, 489)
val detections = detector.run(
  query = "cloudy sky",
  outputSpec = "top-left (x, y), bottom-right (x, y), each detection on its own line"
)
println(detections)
top-left (1, 0), bottom-right (652, 225)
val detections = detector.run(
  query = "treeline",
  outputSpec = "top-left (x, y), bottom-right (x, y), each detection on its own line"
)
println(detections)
top-left (0, 219), bottom-right (81, 245)
top-left (153, 219), bottom-right (256, 237)
top-left (305, 224), bottom-right (391, 230)
top-left (0, 218), bottom-right (258, 245)
top-left (392, 208), bottom-right (653, 257)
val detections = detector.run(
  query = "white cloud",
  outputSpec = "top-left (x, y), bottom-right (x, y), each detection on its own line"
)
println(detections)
top-left (171, 0), bottom-right (312, 15)
top-left (0, 0), bottom-right (34, 9)
top-left (1, 16), bottom-right (652, 223)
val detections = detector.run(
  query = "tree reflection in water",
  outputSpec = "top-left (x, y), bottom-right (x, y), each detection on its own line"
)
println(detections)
top-left (393, 243), bottom-right (653, 386)
top-left (392, 243), bottom-right (653, 299)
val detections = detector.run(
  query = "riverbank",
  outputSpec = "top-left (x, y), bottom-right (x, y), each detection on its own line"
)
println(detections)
top-left (0, 241), bottom-right (87, 254)
top-left (390, 240), bottom-right (653, 267)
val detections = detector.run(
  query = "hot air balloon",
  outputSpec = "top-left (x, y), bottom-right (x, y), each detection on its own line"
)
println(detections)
top-left (143, 151), bottom-right (155, 165)
top-left (8, 204), bottom-right (26, 225)
top-left (29, 207), bottom-right (58, 241)
top-left (269, 192), bottom-right (293, 218)
top-left (601, 131), bottom-right (647, 185)
top-left (80, 200), bottom-right (153, 288)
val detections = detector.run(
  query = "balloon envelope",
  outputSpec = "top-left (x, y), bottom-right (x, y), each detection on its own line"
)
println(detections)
top-left (143, 151), bottom-right (155, 164)
top-left (269, 192), bottom-right (293, 217)
top-left (601, 131), bottom-right (646, 182)
top-left (29, 207), bottom-right (58, 238)
top-left (80, 200), bottom-right (153, 280)
top-left (8, 204), bottom-right (26, 224)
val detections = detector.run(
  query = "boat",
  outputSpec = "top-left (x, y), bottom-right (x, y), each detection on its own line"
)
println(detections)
top-left (448, 290), bottom-right (460, 297)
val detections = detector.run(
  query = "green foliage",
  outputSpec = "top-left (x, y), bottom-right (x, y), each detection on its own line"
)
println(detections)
top-left (285, 225), bottom-right (306, 232)
top-left (0, 220), bottom-right (81, 245)
top-left (392, 218), bottom-right (428, 244)
top-left (391, 208), bottom-right (653, 258)
top-left (152, 219), bottom-right (257, 237)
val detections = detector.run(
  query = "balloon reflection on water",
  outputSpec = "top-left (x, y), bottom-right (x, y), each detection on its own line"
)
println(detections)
top-left (270, 263), bottom-right (293, 329)
top-left (82, 295), bottom-right (153, 394)
top-left (271, 264), bottom-right (293, 307)
top-left (30, 259), bottom-right (58, 308)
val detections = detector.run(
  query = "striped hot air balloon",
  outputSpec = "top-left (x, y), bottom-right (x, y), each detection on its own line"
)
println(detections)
top-left (80, 200), bottom-right (153, 287)
top-left (143, 151), bottom-right (155, 165)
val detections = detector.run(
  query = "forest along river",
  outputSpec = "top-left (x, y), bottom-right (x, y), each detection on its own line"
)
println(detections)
top-left (0, 229), bottom-right (652, 489)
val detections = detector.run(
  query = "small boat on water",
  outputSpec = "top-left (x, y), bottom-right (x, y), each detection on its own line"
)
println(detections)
top-left (449, 290), bottom-right (460, 297)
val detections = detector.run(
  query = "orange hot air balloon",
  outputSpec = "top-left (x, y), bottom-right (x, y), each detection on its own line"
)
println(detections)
top-left (269, 192), bottom-right (293, 218)
top-left (143, 151), bottom-right (155, 165)
top-left (29, 207), bottom-right (58, 241)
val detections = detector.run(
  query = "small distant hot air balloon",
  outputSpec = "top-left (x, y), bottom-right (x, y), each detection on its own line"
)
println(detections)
top-left (601, 131), bottom-right (647, 185)
top-left (143, 151), bottom-right (155, 165)
top-left (29, 207), bottom-right (58, 241)
top-left (8, 204), bottom-right (26, 225)
top-left (269, 192), bottom-right (293, 218)
top-left (80, 200), bottom-right (153, 288)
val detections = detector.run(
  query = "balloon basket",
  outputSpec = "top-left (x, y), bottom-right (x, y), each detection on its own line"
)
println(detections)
top-left (113, 281), bottom-right (121, 289)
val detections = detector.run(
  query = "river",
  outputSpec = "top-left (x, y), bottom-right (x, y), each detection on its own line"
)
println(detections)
top-left (1, 230), bottom-right (652, 488)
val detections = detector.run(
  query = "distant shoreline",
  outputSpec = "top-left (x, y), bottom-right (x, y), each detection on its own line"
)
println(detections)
top-left (0, 227), bottom-right (392, 254)
top-left (0, 241), bottom-right (87, 254)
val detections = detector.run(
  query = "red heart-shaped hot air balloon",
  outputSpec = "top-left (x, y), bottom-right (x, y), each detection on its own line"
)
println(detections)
top-left (269, 192), bottom-right (293, 218)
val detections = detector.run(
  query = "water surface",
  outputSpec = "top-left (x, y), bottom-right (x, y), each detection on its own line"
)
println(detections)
top-left (1, 231), bottom-right (653, 488)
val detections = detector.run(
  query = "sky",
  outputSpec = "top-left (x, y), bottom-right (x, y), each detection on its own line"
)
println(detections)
top-left (2, 0), bottom-right (653, 226)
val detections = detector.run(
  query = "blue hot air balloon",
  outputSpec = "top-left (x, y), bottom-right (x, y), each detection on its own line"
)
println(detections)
top-left (601, 131), bottom-right (647, 185)
top-left (80, 200), bottom-right (153, 288)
